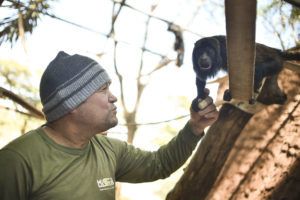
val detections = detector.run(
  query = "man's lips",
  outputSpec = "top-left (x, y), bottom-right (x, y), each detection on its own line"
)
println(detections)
top-left (112, 106), bottom-right (117, 112)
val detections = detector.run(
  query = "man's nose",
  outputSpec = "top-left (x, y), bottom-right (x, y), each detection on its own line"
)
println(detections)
top-left (109, 92), bottom-right (118, 103)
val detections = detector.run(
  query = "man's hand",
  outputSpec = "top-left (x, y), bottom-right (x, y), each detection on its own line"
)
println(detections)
top-left (189, 89), bottom-right (219, 136)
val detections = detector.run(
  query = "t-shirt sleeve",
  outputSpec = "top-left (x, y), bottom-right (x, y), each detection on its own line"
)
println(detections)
top-left (113, 122), bottom-right (203, 183)
top-left (0, 149), bottom-right (31, 200)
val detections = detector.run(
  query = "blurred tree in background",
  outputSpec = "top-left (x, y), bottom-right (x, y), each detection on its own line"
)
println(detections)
top-left (0, 59), bottom-right (43, 147)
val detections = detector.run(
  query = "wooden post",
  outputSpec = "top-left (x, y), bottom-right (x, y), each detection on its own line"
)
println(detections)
top-left (225, 0), bottom-right (257, 102)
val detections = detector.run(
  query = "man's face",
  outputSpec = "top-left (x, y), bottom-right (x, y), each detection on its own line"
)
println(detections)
top-left (74, 83), bottom-right (118, 133)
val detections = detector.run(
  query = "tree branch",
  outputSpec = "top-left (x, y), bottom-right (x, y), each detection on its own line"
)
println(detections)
top-left (283, 0), bottom-right (300, 8)
top-left (284, 61), bottom-right (300, 73)
top-left (0, 87), bottom-right (44, 119)
top-left (18, 7), bottom-right (27, 54)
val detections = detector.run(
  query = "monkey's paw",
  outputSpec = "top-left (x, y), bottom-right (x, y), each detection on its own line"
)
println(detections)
top-left (192, 98), bottom-right (200, 112)
top-left (223, 89), bottom-right (232, 101)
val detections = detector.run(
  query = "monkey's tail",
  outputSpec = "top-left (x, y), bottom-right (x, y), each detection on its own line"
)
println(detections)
top-left (280, 51), bottom-right (300, 61)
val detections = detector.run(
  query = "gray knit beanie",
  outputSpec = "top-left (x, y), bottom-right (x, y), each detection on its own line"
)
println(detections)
top-left (40, 51), bottom-right (111, 122)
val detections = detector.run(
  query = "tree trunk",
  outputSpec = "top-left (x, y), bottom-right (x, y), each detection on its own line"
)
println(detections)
top-left (166, 69), bottom-right (299, 200)
top-left (166, 104), bottom-right (253, 200)
top-left (206, 69), bottom-right (300, 200)
top-left (268, 158), bottom-right (300, 200)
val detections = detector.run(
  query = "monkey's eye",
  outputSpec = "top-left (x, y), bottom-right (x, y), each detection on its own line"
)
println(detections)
top-left (207, 48), bottom-right (216, 57)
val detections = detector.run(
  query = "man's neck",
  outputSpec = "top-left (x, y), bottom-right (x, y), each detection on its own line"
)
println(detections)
top-left (43, 124), bottom-right (92, 149)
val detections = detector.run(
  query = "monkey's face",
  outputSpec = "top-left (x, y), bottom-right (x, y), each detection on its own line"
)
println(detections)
top-left (196, 46), bottom-right (216, 72)
top-left (192, 37), bottom-right (222, 78)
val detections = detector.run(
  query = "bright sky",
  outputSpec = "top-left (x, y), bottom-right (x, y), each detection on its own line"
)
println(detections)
top-left (0, 0), bottom-right (296, 199)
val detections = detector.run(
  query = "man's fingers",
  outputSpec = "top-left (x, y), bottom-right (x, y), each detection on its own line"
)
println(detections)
top-left (189, 93), bottom-right (219, 135)
top-left (198, 104), bottom-right (217, 115)
top-left (197, 96), bottom-right (213, 110)
top-left (204, 107), bottom-right (219, 119)
top-left (198, 99), bottom-right (208, 110)
top-left (203, 88), bottom-right (210, 95)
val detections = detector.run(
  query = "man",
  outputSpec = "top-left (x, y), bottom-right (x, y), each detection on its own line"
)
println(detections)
top-left (0, 51), bottom-right (219, 200)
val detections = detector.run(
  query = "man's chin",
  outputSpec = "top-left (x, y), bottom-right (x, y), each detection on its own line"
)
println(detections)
top-left (98, 118), bottom-right (118, 134)
top-left (110, 118), bottom-right (118, 128)
top-left (112, 120), bottom-right (118, 127)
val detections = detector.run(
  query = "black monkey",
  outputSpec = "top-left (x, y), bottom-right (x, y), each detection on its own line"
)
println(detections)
top-left (191, 35), bottom-right (300, 111)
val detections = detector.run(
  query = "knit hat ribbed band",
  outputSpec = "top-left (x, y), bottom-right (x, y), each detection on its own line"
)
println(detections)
top-left (40, 51), bottom-right (111, 122)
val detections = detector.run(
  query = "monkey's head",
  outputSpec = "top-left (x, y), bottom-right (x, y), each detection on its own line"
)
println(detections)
top-left (192, 37), bottom-right (222, 78)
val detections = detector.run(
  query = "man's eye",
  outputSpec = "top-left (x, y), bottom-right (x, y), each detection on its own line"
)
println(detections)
top-left (98, 83), bottom-right (110, 92)
top-left (96, 87), bottom-right (105, 93)
top-left (102, 86), bottom-right (109, 91)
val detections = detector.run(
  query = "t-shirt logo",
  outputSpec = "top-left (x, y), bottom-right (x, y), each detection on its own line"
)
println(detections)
top-left (96, 178), bottom-right (115, 191)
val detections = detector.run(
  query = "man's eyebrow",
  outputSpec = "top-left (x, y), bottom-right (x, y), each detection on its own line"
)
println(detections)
top-left (99, 83), bottom-right (110, 90)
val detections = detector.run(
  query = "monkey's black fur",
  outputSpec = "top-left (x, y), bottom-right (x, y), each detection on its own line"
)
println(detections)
top-left (192, 35), bottom-right (300, 111)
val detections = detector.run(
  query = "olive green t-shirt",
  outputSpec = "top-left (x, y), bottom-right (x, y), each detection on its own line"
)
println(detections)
top-left (0, 123), bottom-right (202, 200)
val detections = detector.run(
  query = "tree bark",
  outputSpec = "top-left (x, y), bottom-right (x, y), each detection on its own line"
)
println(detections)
top-left (206, 69), bottom-right (300, 200)
top-left (268, 158), bottom-right (300, 200)
top-left (166, 104), bottom-right (253, 200)
top-left (166, 68), bottom-right (299, 200)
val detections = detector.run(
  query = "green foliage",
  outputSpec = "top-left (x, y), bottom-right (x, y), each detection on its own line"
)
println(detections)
top-left (257, 0), bottom-right (299, 49)
top-left (290, 5), bottom-right (300, 21)
top-left (0, 59), bottom-right (40, 106)
top-left (269, 1), bottom-right (299, 22)
top-left (0, 0), bottom-right (54, 45)
top-left (0, 59), bottom-right (44, 141)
